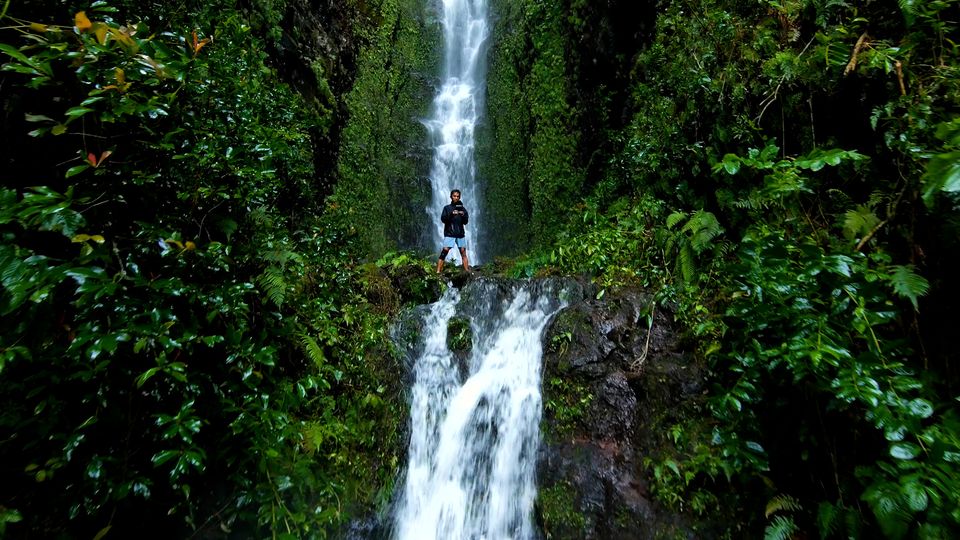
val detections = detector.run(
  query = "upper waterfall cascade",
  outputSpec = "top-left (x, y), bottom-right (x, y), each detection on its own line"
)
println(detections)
top-left (424, 0), bottom-right (490, 264)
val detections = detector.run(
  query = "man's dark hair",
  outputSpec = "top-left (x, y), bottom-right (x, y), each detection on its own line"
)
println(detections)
top-left (451, 189), bottom-right (461, 196)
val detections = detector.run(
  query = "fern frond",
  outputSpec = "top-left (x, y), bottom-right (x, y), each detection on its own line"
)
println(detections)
top-left (867, 190), bottom-right (890, 209)
top-left (766, 494), bottom-right (803, 518)
top-left (763, 170), bottom-right (812, 197)
top-left (678, 244), bottom-right (696, 284)
top-left (734, 193), bottom-right (768, 210)
top-left (257, 266), bottom-right (287, 308)
top-left (889, 264), bottom-right (930, 310)
top-left (664, 234), bottom-right (676, 255)
top-left (826, 188), bottom-right (853, 206)
top-left (842, 205), bottom-right (880, 241)
top-left (716, 240), bottom-right (735, 257)
top-left (249, 208), bottom-right (272, 227)
top-left (816, 501), bottom-right (839, 539)
top-left (300, 333), bottom-right (326, 369)
top-left (262, 246), bottom-right (303, 267)
top-left (764, 515), bottom-right (799, 540)
top-left (686, 210), bottom-right (723, 253)
top-left (666, 211), bottom-right (688, 229)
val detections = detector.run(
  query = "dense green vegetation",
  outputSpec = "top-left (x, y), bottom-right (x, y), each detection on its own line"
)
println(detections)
top-left (489, 0), bottom-right (960, 537)
top-left (332, 0), bottom-right (439, 255)
top-left (3, 0), bottom-right (960, 538)
top-left (0, 1), bottom-right (440, 536)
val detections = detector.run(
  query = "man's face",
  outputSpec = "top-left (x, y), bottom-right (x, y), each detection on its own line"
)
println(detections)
top-left (451, 192), bottom-right (461, 203)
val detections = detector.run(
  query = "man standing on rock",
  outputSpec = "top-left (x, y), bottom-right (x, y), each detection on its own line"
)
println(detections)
top-left (437, 189), bottom-right (470, 273)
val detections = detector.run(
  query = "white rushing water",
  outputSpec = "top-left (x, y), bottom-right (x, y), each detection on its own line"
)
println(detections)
top-left (424, 0), bottom-right (489, 264)
top-left (392, 280), bottom-right (564, 540)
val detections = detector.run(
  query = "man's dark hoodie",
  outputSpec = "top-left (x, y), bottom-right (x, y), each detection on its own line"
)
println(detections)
top-left (441, 201), bottom-right (469, 238)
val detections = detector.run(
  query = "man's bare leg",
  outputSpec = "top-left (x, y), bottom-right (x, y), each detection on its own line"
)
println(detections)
top-left (459, 248), bottom-right (470, 271)
top-left (437, 247), bottom-right (450, 274)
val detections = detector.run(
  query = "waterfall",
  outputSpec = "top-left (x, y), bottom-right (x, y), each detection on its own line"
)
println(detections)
top-left (390, 2), bottom-right (556, 537)
top-left (391, 279), bottom-right (568, 539)
top-left (424, 0), bottom-right (489, 264)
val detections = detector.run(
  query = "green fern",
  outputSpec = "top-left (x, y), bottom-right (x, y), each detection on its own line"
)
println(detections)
top-left (300, 333), bottom-right (326, 369)
top-left (888, 264), bottom-right (930, 310)
top-left (715, 239), bottom-right (734, 258)
top-left (684, 210), bottom-right (723, 253)
top-left (764, 515), bottom-right (799, 540)
top-left (677, 244), bottom-right (696, 284)
top-left (262, 247), bottom-right (303, 266)
top-left (867, 189), bottom-right (891, 209)
top-left (762, 170), bottom-right (812, 199)
top-left (666, 211), bottom-right (688, 229)
top-left (842, 205), bottom-right (881, 241)
top-left (816, 501), bottom-right (839, 539)
top-left (733, 193), bottom-right (768, 210)
top-left (257, 266), bottom-right (287, 308)
top-left (664, 210), bottom-right (723, 284)
top-left (766, 494), bottom-right (803, 518)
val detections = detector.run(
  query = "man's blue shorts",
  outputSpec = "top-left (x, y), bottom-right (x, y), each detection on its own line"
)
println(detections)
top-left (443, 236), bottom-right (468, 249)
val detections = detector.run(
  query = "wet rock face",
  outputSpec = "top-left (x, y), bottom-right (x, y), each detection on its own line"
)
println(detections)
top-left (538, 287), bottom-right (704, 539)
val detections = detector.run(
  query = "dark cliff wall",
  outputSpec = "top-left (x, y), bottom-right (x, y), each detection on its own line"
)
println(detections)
top-left (478, 0), bottom-right (656, 256)
top-left (332, 0), bottom-right (441, 256)
top-left (538, 286), bottom-right (713, 539)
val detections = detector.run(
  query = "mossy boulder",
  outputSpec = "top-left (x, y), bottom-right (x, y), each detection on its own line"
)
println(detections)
top-left (538, 286), bottom-right (709, 539)
top-left (446, 316), bottom-right (472, 352)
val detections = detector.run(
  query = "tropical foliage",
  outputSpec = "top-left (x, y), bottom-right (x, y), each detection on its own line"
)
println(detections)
top-left (3, 0), bottom-right (960, 537)
top-left (496, 0), bottom-right (960, 536)
top-left (0, 1), bottom-right (416, 536)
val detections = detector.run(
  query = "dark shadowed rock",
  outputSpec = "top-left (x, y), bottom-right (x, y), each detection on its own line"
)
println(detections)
top-left (538, 286), bottom-right (705, 539)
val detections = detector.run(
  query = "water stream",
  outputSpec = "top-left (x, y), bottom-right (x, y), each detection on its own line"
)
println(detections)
top-left (392, 280), bottom-right (568, 539)
top-left (389, 1), bottom-right (555, 537)
top-left (423, 0), bottom-right (490, 264)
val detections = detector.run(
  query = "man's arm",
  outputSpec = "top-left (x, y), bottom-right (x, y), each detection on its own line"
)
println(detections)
top-left (441, 205), bottom-right (451, 224)
top-left (461, 207), bottom-right (468, 225)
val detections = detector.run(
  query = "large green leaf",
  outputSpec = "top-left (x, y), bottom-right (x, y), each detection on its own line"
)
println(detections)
top-left (921, 151), bottom-right (960, 206)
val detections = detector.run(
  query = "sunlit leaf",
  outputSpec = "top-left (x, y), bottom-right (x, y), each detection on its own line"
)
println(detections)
top-left (902, 481), bottom-right (928, 512)
top-left (150, 449), bottom-right (179, 466)
top-left (65, 163), bottom-right (90, 178)
top-left (75, 11), bottom-right (92, 32)
top-left (906, 398), bottom-right (933, 419)
top-left (93, 23), bottom-right (109, 45)
top-left (766, 494), bottom-right (802, 518)
top-left (136, 367), bottom-right (160, 388)
top-left (890, 442), bottom-right (920, 460)
top-left (24, 113), bottom-right (55, 123)
top-left (0, 43), bottom-right (32, 66)
top-left (65, 106), bottom-right (95, 118)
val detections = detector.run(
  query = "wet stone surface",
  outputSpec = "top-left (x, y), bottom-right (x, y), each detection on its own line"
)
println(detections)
top-left (538, 286), bottom-right (705, 540)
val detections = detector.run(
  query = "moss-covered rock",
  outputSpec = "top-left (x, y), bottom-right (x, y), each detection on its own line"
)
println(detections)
top-left (538, 286), bottom-right (710, 539)
top-left (446, 316), bottom-right (472, 353)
